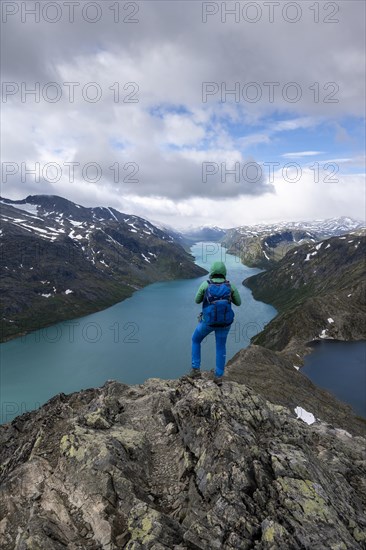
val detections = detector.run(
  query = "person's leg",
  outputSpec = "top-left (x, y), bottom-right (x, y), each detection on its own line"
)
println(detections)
top-left (214, 327), bottom-right (231, 377)
top-left (191, 322), bottom-right (213, 370)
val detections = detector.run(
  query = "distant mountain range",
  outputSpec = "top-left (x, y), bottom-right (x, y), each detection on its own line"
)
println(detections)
top-left (0, 195), bottom-right (206, 341)
top-left (227, 216), bottom-right (364, 237)
top-left (179, 225), bottom-right (227, 243)
top-left (174, 217), bottom-right (365, 266)
top-left (222, 216), bottom-right (365, 268)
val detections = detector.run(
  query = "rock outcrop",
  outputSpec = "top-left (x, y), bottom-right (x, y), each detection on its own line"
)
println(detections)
top-left (1, 376), bottom-right (365, 549)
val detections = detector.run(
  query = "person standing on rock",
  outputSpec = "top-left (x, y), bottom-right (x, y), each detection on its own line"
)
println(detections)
top-left (190, 261), bottom-right (241, 386)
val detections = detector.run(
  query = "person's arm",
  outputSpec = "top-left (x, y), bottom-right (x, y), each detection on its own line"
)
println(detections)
top-left (195, 281), bottom-right (208, 303)
top-left (230, 283), bottom-right (242, 306)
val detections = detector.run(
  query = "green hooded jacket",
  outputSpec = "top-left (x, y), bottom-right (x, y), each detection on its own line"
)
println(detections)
top-left (194, 261), bottom-right (242, 308)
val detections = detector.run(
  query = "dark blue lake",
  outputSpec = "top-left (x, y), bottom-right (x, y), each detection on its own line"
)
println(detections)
top-left (302, 340), bottom-right (366, 418)
top-left (0, 243), bottom-right (277, 424)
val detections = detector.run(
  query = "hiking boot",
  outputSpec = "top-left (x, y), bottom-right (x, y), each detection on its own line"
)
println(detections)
top-left (213, 375), bottom-right (223, 386)
top-left (189, 368), bottom-right (202, 379)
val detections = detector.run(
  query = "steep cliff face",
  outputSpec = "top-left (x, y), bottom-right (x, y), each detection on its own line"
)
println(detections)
top-left (1, 376), bottom-right (365, 549)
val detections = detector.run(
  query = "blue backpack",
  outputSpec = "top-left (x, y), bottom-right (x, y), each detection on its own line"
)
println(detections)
top-left (203, 279), bottom-right (234, 327)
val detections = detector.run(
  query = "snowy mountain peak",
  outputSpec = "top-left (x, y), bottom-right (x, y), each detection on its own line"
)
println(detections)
top-left (230, 216), bottom-right (365, 238)
top-left (0, 196), bottom-right (174, 244)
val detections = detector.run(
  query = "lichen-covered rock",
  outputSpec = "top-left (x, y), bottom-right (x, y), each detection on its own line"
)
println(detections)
top-left (0, 375), bottom-right (365, 549)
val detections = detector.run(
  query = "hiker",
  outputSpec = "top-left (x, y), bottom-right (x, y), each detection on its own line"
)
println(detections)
top-left (190, 260), bottom-right (241, 386)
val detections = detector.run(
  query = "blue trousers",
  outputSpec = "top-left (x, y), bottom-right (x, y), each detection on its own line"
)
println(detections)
top-left (191, 321), bottom-right (231, 377)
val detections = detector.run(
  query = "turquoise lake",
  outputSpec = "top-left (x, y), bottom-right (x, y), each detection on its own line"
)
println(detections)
top-left (0, 243), bottom-right (277, 424)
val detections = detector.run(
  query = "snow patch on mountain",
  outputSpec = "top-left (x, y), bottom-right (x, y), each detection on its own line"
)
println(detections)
top-left (294, 406), bottom-right (316, 425)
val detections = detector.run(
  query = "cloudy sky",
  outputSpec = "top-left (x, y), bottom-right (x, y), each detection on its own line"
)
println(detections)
top-left (1, 0), bottom-right (365, 228)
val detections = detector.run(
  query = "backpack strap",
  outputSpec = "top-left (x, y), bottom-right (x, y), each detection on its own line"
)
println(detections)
top-left (225, 280), bottom-right (232, 303)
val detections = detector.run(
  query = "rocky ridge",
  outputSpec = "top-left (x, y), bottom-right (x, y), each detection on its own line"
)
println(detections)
top-left (1, 376), bottom-right (366, 550)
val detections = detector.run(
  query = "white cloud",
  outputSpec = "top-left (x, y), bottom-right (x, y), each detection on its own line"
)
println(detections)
top-left (271, 117), bottom-right (320, 133)
top-left (1, 0), bottom-right (365, 227)
top-left (85, 170), bottom-right (365, 229)
top-left (282, 151), bottom-right (325, 158)
top-left (162, 114), bottom-right (205, 146)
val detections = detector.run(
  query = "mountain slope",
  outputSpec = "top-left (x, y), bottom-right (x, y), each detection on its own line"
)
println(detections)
top-left (1, 376), bottom-right (365, 549)
top-left (222, 228), bottom-right (318, 268)
top-left (243, 233), bottom-right (366, 352)
top-left (0, 195), bottom-right (206, 341)
top-left (222, 217), bottom-right (365, 268)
